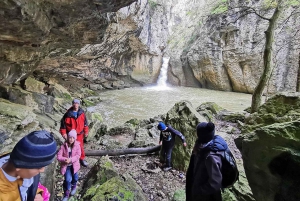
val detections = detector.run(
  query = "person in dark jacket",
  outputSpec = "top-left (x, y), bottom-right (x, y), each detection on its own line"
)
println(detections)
top-left (186, 122), bottom-right (227, 201)
top-left (158, 122), bottom-right (187, 171)
top-left (60, 99), bottom-right (89, 167)
top-left (0, 130), bottom-right (57, 201)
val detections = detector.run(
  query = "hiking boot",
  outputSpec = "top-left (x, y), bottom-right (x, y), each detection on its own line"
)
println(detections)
top-left (70, 185), bottom-right (77, 196)
top-left (80, 159), bottom-right (88, 167)
top-left (62, 190), bottom-right (70, 201)
top-left (163, 166), bottom-right (172, 171)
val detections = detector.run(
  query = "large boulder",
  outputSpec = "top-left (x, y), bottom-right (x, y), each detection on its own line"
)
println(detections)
top-left (24, 77), bottom-right (45, 94)
top-left (0, 99), bottom-right (37, 150)
top-left (82, 156), bottom-right (147, 201)
top-left (242, 92), bottom-right (300, 133)
top-left (164, 100), bottom-right (207, 171)
top-left (236, 121), bottom-right (300, 201)
top-left (128, 128), bottom-right (158, 148)
top-left (235, 92), bottom-right (300, 201)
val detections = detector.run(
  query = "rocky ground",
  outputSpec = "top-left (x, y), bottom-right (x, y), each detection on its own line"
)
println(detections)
top-left (53, 119), bottom-right (241, 201)
top-left (54, 153), bottom-right (186, 201)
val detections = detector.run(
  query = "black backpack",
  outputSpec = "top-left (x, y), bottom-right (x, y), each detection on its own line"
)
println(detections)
top-left (218, 148), bottom-right (239, 188)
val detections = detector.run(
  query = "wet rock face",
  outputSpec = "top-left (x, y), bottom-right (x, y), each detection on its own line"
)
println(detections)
top-left (166, 0), bottom-right (300, 92)
top-left (1, 0), bottom-right (299, 93)
top-left (236, 92), bottom-right (300, 201)
top-left (0, 0), bottom-right (137, 84)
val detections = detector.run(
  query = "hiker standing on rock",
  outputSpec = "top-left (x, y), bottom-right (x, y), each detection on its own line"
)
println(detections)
top-left (158, 122), bottom-right (187, 171)
top-left (186, 122), bottom-right (225, 201)
top-left (57, 129), bottom-right (81, 201)
top-left (60, 99), bottom-right (89, 167)
top-left (0, 130), bottom-right (57, 201)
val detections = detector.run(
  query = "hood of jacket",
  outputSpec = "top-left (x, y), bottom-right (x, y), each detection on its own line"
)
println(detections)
top-left (202, 135), bottom-right (228, 152)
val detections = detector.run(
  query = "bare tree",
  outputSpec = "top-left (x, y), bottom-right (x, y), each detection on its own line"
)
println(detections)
top-left (227, 0), bottom-right (299, 112)
top-left (250, 0), bottom-right (283, 113)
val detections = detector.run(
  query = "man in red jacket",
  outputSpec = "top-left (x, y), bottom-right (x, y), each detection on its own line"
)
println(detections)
top-left (60, 99), bottom-right (89, 167)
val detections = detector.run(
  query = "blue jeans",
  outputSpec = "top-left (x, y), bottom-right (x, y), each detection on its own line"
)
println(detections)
top-left (63, 166), bottom-right (78, 191)
top-left (163, 143), bottom-right (174, 167)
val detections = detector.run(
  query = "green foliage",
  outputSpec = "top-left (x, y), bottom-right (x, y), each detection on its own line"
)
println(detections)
top-left (211, 0), bottom-right (228, 14)
top-left (149, 0), bottom-right (158, 9)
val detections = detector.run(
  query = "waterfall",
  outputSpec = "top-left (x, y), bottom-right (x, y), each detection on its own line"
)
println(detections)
top-left (156, 57), bottom-right (170, 88)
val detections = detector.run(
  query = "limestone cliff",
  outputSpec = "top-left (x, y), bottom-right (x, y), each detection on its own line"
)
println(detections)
top-left (0, 0), bottom-right (299, 93)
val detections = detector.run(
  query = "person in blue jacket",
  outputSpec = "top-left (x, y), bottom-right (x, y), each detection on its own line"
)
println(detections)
top-left (186, 122), bottom-right (226, 201)
top-left (157, 122), bottom-right (187, 171)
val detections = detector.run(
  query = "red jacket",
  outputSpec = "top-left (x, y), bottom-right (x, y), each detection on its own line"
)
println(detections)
top-left (60, 107), bottom-right (89, 135)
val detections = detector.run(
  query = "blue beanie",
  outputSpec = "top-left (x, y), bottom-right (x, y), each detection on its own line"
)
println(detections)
top-left (196, 122), bottom-right (215, 143)
top-left (157, 122), bottom-right (167, 131)
top-left (10, 130), bottom-right (57, 169)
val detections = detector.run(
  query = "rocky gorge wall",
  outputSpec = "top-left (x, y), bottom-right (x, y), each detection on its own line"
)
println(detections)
top-left (1, 0), bottom-right (299, 94)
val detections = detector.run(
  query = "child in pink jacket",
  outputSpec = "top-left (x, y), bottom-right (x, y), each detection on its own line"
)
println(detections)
top-left (57, 129), bottom-right (81, 201)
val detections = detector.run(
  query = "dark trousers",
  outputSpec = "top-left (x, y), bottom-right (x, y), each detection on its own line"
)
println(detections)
top-left (63, 165), bottom-right (78, 191)
top-left (162, 142), bottom-right (174, 167)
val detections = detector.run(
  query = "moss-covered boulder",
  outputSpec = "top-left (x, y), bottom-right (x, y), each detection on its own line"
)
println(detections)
top-left (81, 156), bottom-right (147, 201)
top-left (128, 128), bottom-right (158, 148)
top-left (47, 82), bottom-right (72, 101)
top-left (85, 111), bottom-right (103, 142)
top-left (107, 125), bottom-right (135, 136)
top-left (165, 101), bottom-right (207, 171)
top-left (236, 121), bottom-right (300, 201)
top-left (196, 102), bottom-right (226, 121)
top-left (218, 111), bottom-right (247, 123)
top-left (81, 156), bottom-right (118, 195)
top-left (82, 173), bottom-right (147, 201)
top-left (24, 77), bottom-right (45, 94)
top-left (0, 98), bottom-right (38, 152)
top-left (242, 92), bottom-right (300, 132)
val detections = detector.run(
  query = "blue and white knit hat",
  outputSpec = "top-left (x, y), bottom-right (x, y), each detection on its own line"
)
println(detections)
top-left (10, 130), bottom-right (57, 169)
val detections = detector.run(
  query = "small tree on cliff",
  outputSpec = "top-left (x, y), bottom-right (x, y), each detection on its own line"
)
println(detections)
top-left (227, 0), bottom-right (299, 112)
top-left (250, 0), bottom-right (282, 113)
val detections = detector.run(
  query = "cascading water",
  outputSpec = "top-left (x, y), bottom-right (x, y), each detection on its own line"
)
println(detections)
top-left (156, 57), bottom-right (170, 88)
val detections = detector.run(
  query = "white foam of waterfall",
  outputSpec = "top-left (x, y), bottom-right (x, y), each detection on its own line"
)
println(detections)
top-left (156, 57), bottom-right (170, 89)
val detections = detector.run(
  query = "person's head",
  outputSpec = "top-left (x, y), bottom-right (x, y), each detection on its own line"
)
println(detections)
top-left (196, 122), bottom-right (215, 144)
top-left (72, 99), bottom-right (80, 111)
top-left (9, 130), bottom-right (57, 179)
top-left (157, 122), bottom-right (167, 131)
top-left (68, 129), bottom-right (77, 145)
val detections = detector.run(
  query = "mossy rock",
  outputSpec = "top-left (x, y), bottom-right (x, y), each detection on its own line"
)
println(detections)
top-left (107, 125), bottom-right (135, 136)
top-left (24, 77), bottom-right (45, 94)
top-left (218, 111), bottom-right (247, 123)
top-left (81, 156), bottom-right (118, 197)
top-left (125, 118), bottom-right (140, 127)
top-left (196, 102), bottom-right (225, 115)
top-left (0, 98), bottom-right (36, 125)
top-left (236, 121), bottom-right (300, 201)
top-left (165, 101), bottom-right (207, 171)
top-left (82, 173), bottom-right (147, 201)
top-left (257, 93), bottom-right (300, 116)
top-left (196, 102), bottom-right (226, 122)
top-left (173, 189), bottom-right (185, 201)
